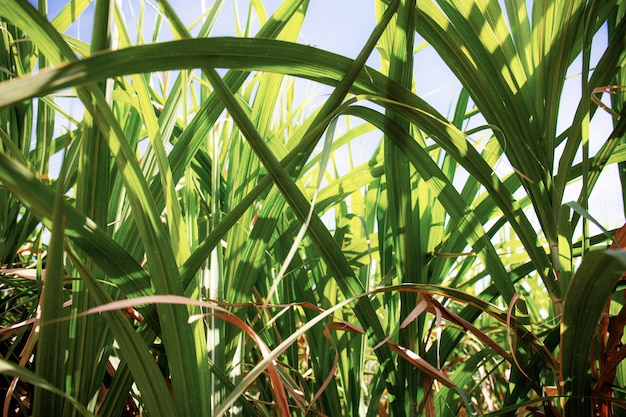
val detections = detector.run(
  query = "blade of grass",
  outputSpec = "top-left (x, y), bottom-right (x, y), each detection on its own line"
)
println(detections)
top-left (32, 148), bottom-right (68, 415)
top-left (562, 250), bottom-right (626, 416)
top-left (67, 0), bottom-right (115, 410)
top-left (0, 359), bottom-right (96, 417)
top-left (66, 246), bottom-right (178, 417)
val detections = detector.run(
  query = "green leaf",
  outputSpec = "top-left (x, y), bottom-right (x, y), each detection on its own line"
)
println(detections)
top-left (33, 150), bottom-right (68, 415)
top-left (0, 359), bottom-right (96, 417)
top-left (67, 246), bottom-right (178, 417)
top-left (562, 250), bottom-right (626, 416)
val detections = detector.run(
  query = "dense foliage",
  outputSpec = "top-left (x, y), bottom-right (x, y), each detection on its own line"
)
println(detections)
top-left (0, 0), bottom-right (625, 416)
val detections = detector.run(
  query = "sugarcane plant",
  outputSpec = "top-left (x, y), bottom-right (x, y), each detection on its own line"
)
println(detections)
top-left (0, 0), bottom-right (625, 416)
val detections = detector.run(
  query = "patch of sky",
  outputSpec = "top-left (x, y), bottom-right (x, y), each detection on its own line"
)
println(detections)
top-left (46, 0), bottom-right (95, 44)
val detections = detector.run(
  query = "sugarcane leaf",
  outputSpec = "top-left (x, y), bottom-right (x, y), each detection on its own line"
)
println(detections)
top-left (562, 250), bottom-right (626, 416)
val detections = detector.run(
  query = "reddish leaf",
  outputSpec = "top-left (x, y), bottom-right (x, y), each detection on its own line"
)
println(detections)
top-left (387, 341), bottom-right (456, 388)
top-left (611, 223), bottom-right (626, 250)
